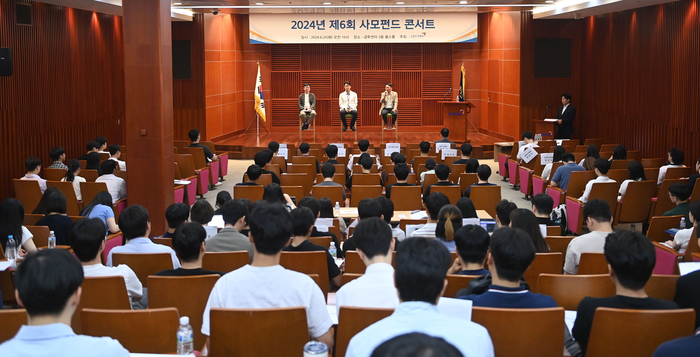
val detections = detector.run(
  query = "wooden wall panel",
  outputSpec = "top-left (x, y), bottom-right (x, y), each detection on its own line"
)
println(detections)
top-left (362, 44), bottom-right (391, 70)
top-left (270, 99), bottom-right (299, 126)
top-left (423, 44), bottom-right (452, 70)
top-left (332, 72), bottom-right (363, 97)
top-left (271, 45), bottom-right (300, 71)
top-left (301, 72), bottom-right (331, 99)
top-left (172, 14), bottom-right (206, 141)
top-left (301, 44), bottom-right (331, 71)
top-left (392, 72), bottom-right (421, 99)
top-left (332, 44), bottom-right (362, 70)
top-left (0, 0), bottom-right (125, 200)
top-left (422, 71), bottom-right (452, 99)
top-left (271, 72), bottom-right (301, 98)
top-left (362, 72), bottom-right (392, 97)
top-left (392, 44), bottom-right (421, 70)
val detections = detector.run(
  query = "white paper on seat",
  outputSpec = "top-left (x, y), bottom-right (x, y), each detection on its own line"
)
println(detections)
top-left (279, 143), bottom-right (287, 148)
top-left (442, 149), bottom-right (458, 160)
top-left (436, 142), bottom-right (452, 154)
top-left (208, 215), bottom-right (225, 229)
top-left (521, 147), bottom-right (537, 163)
top-left (540, 153), bottom-right (554, 165)
top-left (204, 225), bottom-right (218, 239)
top-left (339, 208), bottom-right (358, 216)
top-left (437, 297), bottom-right (472, 321)
top-left (565, 310), bottom-right (577, 335)
top-left (174, 180), bottom-right (191, 185)
top-left (539, 224), bottom-right (548, 239)
top-left (316, 225), bottom-right (329, 233)
top-left (277, 148), bottom-right (289, 160)
top-left (679, 262), bottom-right (700, 276)
top-left (327, 305), bottom-right (339, 325)
top-left (0, 261), bottom-right (12, 271)
top-left (463, 218), bottom-right (480, 226)
top-left (385, 143), bottom-right (401, 157)
top-left (330, 143), bottom-right (344, 150)
top-left (410, 211), bottom-right (428, 219)
top-left (316, 218), bottom-right (333, 229)
top-left (337, 148), bottom-right (347, 157)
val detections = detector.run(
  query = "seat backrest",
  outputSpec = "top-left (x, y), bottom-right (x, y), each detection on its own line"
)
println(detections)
top-left (586, 308), bottom-right (695, 357)
top-left (0, 309), bottom-right (27, 344)
top-left (450, 164), bottom-right (466, 182)
top-left (412, 156), bottom-right (437, 173)
top-left (390, 186), bottom-right (422, 211)
top-left (544, 236), bottom-right (574, 257)
top-left (316, 173), bottom-right (345, 185)
top-left (653, 241), bottom-right (682, 275)
top-left (575, 144), bottom-right (587, 153)
top-left (344, 251), bottom-right (366, 274)
top-left (179, 147), bottom-right (208, 169)
top-left (352, 164), bottom-right (379, 174)
top-left (536, 274), bottom-right (615, 310)
top-left (546, 225), bottom-right (561, 236)
top-left (683, 227), bottom-right (699, 262)
top-left (577, 253), bottom-right (609, 275)
top-left (233, 185), bottom-right (264, 202)
top-left (152, 237), bottom-right (173, 249)
top-left (292, 155), bottom-right (317, 166)
top-left (645, 275), bottom-right (679, 301)
top-left (522, 252), bottom-right (563, 293)
top-left (691, 180), bottom-right (700, 203)
top-left (615, 180), bottom-right (657, 225)
top-left (79, 182), bottom-right (109, 207)
top-left (430, 185), bottom-right (462, 205)
top-left (610, 159), bottom-right (633, 170)
top-left (202, 251), bottom-right (250, 273)
top-left (470, 185), bottom-right (501, 219)
top-left (350, 185), bottom-right (383, 207)
top-left (647, 215), bottom-right (684, 241)
top-left (422, 173), bottom-right (438, 190)
top-left (13, 179), bottom-right (43, 213)
top-left (471, 307), bottom-right (565, 357)
top-left (174, 140), bottom-right (189, 152)
top-left (271, 156), bottom-right (287, 173)
top-left (588, 181), bottom-right (619, 213)
top-left (174, 154), bottom-right (197, 177)
top-left (25, 225), bottom-right (50, 247)
top-left (641, 158), bottom-right (665, 169)
top-left (444, 274), bottom-right (480, 298)
top-left (47, 181), bottom-right (81, 215)
top-left (664, 167), bottom-right (692, 181)
top-left (210, 307), bottom-right (309, 357)
top-left (23, 213), bottom-right (43, 226)
top-left (352, 174), bottom-right (383, 186)
top-left (335, 306), bottom-right (395, 357)
top-left (311, 185), bottom-right (345, 204)
top-left (81, 307), bottom-right (179, 354)
top-left (600, 144), bottom-right (619, 152)
top-left (287, 164), bottom-right (315, 192)
top-left (111, 253), bottom-right (175, 287)
top-left (43, 168), bottom-right (67, 181)
top-left (459, 173), bottom-right (479, 194)
top-left (583, 138), bottom-right (603, 149)
top-left (606, 169), bottom-right (630, 183)
top-left (72, 276), bottom-right (131, 334)
top-left (654, 178), bottom-right (688, 216)
top-left (281, 185), bottom-right (305, 203)
top-left (308, 236), bottom-right (332, 249)
top-left (243, 173), bottom-right (272, 186)
top-left (565, 171), bottom-right (597, 198)
top-left (148, 274), bottom-right (220, 350)
top-left (385, 173), bottom-right (417, 186)
top-left (279, 251), bottom-right (330, 299)
top-left (280, 173), bottom-right (313, 196)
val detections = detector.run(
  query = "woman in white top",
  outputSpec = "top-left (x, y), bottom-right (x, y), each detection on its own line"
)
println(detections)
top-left (0, 199), bottom-right (38, 256)
top-left (542, 146), bottom-right (566, 181)
top-left (420, 159), bottom-right (437, 186)
top-left (618, 161), bottom-right (647, 202)
top-left (61, 159), bottom-right (86, 201)
top-left (664, 201), bottom-right (700, 254)
top-left (657, 147), bottom-right (686, 186)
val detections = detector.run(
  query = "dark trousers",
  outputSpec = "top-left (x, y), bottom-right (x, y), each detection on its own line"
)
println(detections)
top-left (340, 109), bottom-right (357, 128)
top-left (381, 108), bottom-right (397, 125)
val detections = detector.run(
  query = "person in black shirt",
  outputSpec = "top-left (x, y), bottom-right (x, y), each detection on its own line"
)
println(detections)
top-left (531, 193), bottom-right (560, 235)
top-left (674, 228), bottom-right (700, 329)
top-left (155, 223), bottom-right (221, 276)
top-left (325, 144), bottom-right (350, 179)
top-left (297, 196), bottom-right (342, 258)
top-left (283, 207), bottom-right (342, 287)
top-left (237, 165), bottom-right (264, 186)
top-left (449, 225), bottom-right (490, 278)
top-left (78, 141), bottom-right (103, 175)
top-left (423, 163), bottom-right (460, 200)
top-left (299, 142), bottom-right (320, 173)
top-left (345, 155), bottom-right (383, 191)
top-left (386, 163), bottom-right (415, 199)
top-left (214, 191), bottom-right (231, 215)
top-left (187, 129), bottom-right (217, 163)
top-left (464, 165), bottom-right (496, 198)
top-left (162, 203), bottom-right (190, 238)
top-left (35, 190), bottom-right (73, 246)
top-left (452, 143), bottom-right (473, 166)
top-left (268, 141), bottom-right (287, 171)
top-left (243, 150), bottom-right (280, 185)
top-left (572, 231), bottom-right (678, 355)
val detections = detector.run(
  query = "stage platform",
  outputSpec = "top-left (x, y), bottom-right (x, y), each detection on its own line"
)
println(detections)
top-left (214, 130), bottom-right (509, 160)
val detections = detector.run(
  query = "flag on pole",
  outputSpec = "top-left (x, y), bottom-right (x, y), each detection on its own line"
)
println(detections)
top-left (254, 62), bottom-right (266, 122)
top-left (458, 64), bottom-right (466, 102)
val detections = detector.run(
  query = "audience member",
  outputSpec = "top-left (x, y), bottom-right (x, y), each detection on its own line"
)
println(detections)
top-left (371, 333), bottom-right (464, 357)
top-left (687, 158), bottom-right (700, 189)
top-left (664, 201), bottom-right (700, 254)
top-left (20, 156), bottom-right (47, 193)
top-left (652, 329), bottom-right (700, 357)
top-left (297, 196), bottom-right (342, 257)
top-left (95, 136), bottom-right (108, 152)
top-left (0, 199), bottom-right (38, 255)
top-left (0, 249), bottom-right (129, 356)
top-left (319, 197), bottom-right (347, 236)
top-left (345, 237), bottom-right (494, 357)
top-left (78, 141), bottom-right (103, 175)
top-left (61, 159), bottom-right (86, 201)
top-left (187, 129), bottom-right (218, 163)
top-left (456, 197), bottom-right (478, 219)
top-left (32, 186), bottom-right (61, 215)
top-left (108, 144), bottom-right (126, 171)
top-left (435, 128), bottom-right (455, 148)
top-left (107, 205), bottom-right (180, 269)
top-left (531, 193), bottom-right (557, 226)
top-left (69, 218), bottom-right (142, 308)
top-left (453, 143), bottom-right (473, 166)
top-left (162, 202), bottom-right (190, 238)
top-left (35, 190), bottom-right (73, 246)
top-left (465, 164), bottom-right (496, 197)
top-left (299, 142), bottom-right (321, 173)
top-left (375, 196), bottom-right (405, 241)
top-left (201, 204), bottom-right (334, 351)
top-left (579, 145), bottom-right (600, 170)
top-left (48, 147), bottom-right (68, 169)
top-left (658, 147), bottom-right (685, 186)
top-left (610, 145), bottom-right (627, 161)
top-left (516, 131), bottom-right (538, 162)
top-left (268, 141), bottom-right (287, 170)
top-left (465, 158), bottom-right (480, 174)
top-left (572, 231), bottom-right (678, 355)
top-left (435, 205), bottom-right (463, 252)
top-left (238, 198), bottom-right (254, 237)
top-left (342, 198), bottom-right (383, 256)
top-left (96, 160), bottom-right (126, 204)
top-left (419, 159), bottom-right (436, 186)
top-left (618, 160), bottom-right (646, 202)
top-left (410, 141), bottom-right (431, 168)
top-left (82, 191), bottom-right (119, 235)
top-left (578, 158), bottom-right (615, 203)
top-left (249, 150), bottom-right (280, 184)
top-left (385, 163), bottom-right (414, 199)
top-left (509, 209), bottom-right (549, 253)
top-left (447, 225), bottom-right (490, 276)
top-left (237, 165), bottom-right (263, 186)
top-left (190, 199), bottom-right (215, 225)
top-left (263, 183), bottom-right (295, 211)
top-left (541, 145), bottom-right (566, 181)
top-left (206, 199), bottom-right (254, 261)
top-left (410, 192), bottom-right (450, 239)
top-left (663, 183), bottom-right (692, 227)
top-left (460, 227), bottom-right (557, 308)
top-left (325, 144), bottom-right (350, 178)
top-left (346, 155), bottom-right (382, 190)
top-left (156, 223), bottom-right (220, 276)
top-left (423, 163), bottom-right (458, 200)
top-left (674, 228), bottom-right (700, 329)
top-left (348, 139), bottom-right (380, 170)
top-left (494, 200), bottom-right (517, 228)
top-left (550, 152), bottom-right (585, 191)
top-left (317, 162), bottom-right (348, 206)
top-left (382, 152), bottom-right (403, 182)
top-left (563, 199), bottom-right (613, 274)
top-left (213, 191), bottom-right (231, 215)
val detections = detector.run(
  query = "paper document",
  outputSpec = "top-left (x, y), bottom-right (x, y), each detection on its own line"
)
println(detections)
top-left (174, 180), bottom-right (191, 185)
top-left (277, 148), bottom-right (289, 160)
top-left (565, 310), bottom-right (577, 335)
top-left (204, 225), bottom-right (218, 239)
top-left (208, 215), bottom-right (225, 229)
top-left (330, 143), bottom-right (344, 150)
top-left (406, 224), bottom-right (424, 238)
top-left (279, 143), bottom-right (287, 148)
top-left (437, 297), bottom-right (472, 321)
top-left (410, 211), bottom-right (428, 219)
top-left (521, 147), bottom-right (537, 163)
top-left (0, 261), bottom-right (12, 271)
top-left (436, 142), bottom-right (452, 154)
top-left (337, 148), bottom-right (347, 157)
top-left (544, 118), bottom-right (559, 122)
top-left (463, 218), bottom-right (480, 226)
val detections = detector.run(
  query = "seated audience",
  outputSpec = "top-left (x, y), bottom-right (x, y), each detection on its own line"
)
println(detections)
top-left (423, 163), bottom-right (459, 200)
top-left (610, 145), bottom-right (627, 161)
top-left (674, 228), bottom-right (700, 329)
top-left (190, 199), bottom-right (215, 225)
top-left (550, 152), bottom-right (585, 190)
top-left (509, 209), bottom-right (549, 253)
top-left (95, 136), bottom-right (108, 153)
top-left (420, 158), bottom-right (437, 186)
top-left (410, 141), bottom-right (431, 168)
top-left (348, 139), bottom-right (380, 170)
top-left (95, 160), bottom-right (126, 204)
top-left (319, 197), bottom-right (347, 237)
top-left (465, 158), bottom-right (480, 174)
top-left (382, 152), bottom-right (403, 182)
top-left (653, 329), bottom-right (700, 357)
top-left (456, 197), bottom-right (478, 219)
top-left (268, 141), bottom-right (287, 170)
top-left (658, 147), bottom-right (685, 186)
top-left (201, 204), bottom-right (334, 350)
top-left (385, 163), bottom-right (414, 199)
top-left (0, 249), bottom-right (129, 356)
top-left (206, 199), bottom-right (254, 262)
top-left (494, 200), bottom-right (518, 228)
top-left (664, 201), bottom-right (700, 254)
top-left (187, 129), bottom-right (217, 163)
top-left (572, 230), bottom-right (678, 355)
top-left (435, 205), bottom-right (463, 252)
top-left (453, 143), bottom-right (473, 166)
top-left (579, 145), bottom-right (600, 170)
top-left (107, 205), bottom-right (180, 269)
top-left (162, 202), bottom-right (190, 238)
top-left (618, 161), bottom-right (646, 202)
top-left (108, 144), bottom-right (126, 171)
top-left (342, 198), bottom-right (384, 255)
top-left (82, 191), bottom-right (119, 235)
top-left (248, 150), bottom-right (280, 185)
top-left (78, 141), bottom-right (103, 175)
top-left (325, 144), bottom-right (350, 179)
top-left (156, 223), bottom-right (220, 276)
top-left (69, 218), bottom-right (142, 308)
top-left (346, 155), bottom-right (383, 190)
top-left (263, 183), bottom-right (295, 212)
top-left (448, 225), bottom-right (490, 276)
top-left (345, 238), bottom-right (494, 357)
top-left (435, 127), bottom-right (456, 148)
top-left (20, 156), bottom-right (47, 193)
top-left (460, 227), bottom-right (557, 308)
top-left (375, 196), bottom-right (405, 241)
top-left (48, 147), bottom-right (68, 170)
top-left (516, 131), bottom-right (538, 162)
top-left (664, 183), bottom-right (692, 227)
top-left (578, 158), bottom-right (615, 203)
top-left (541, 146), bottom-right (565, 181)
top-left (237, 164), bottom-right (263, 186)
top-left (687, 158), bottom-right (700, 189)
top-left (299, 142), bottom-right (320, 173)
top-left (297, 196), bottom-right (341, 257)
top-left (410, 192), bottom-right (450, 239)
top-left (61, 159), bottom-right (86, 201)
top-left (35, 190), bottom-right (73, 246)
top-left (465, 164), bottom-right (496, 198)
top-left (531, 193), bottom-right (557, 226)
top-left (32, 186), bottom-right (61, 214)
top-left (564, 199), bottom-right (613, 274)
top-left (372, 333), bottom-right (464, 357)
top-left (0, 199), bottom-right (38, 255)
top-left (213, 191), bottom-right (231, 215)
top-left (317, 162), bottom-right (348, 206)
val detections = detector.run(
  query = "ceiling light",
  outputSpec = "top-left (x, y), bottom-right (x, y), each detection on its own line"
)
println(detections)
top-left (255, 2), bottom-right (264, 4)
top-left (396, 1), bottom-right (404, 4)
top-left (174, 2), bottom-right (182, 4)
top-left (459, 1), bottom-right (468, 3)
top-left (545, 1), bottom-right (554, 2)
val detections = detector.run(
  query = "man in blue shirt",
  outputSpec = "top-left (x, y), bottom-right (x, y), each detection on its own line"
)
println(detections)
top-left (0, 249), bottom-right (129, 357)
top-left (653, 328), bottom-right (700, 357)
top-left (345, 238), bottom-right (494, 357)
top-left (550, 152), bottom-right (585, 191)
top-left (459, 227), bottom-right (557, 308)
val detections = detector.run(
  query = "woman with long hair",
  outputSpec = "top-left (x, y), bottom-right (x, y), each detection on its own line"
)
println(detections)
top-left (319, 197), bottom-right (347, 234)
top-left (82, 191), bottom-right (119, 234)
top-left (456, 197), bottom-right (478, 219)
top-left (61, 159), bottom-right (86, 201)
top-left (580, 145), bottom-right (600, 171)
top-left (611, 145), bottom-right (627, 161)
top-left (618, 161), bottom-right (647, 202)
top-left (262, 183), bottom-right (295, 212)
top-left (435, 205), bottom-right (463, 252)
top-left (542, 146), bottom-right (566, 181)
top-left (32, 186), bottom-right (62, 215)
top-left (509, 208), bottom-right (549, 253)
top-left (0, 199), bottom-right (38, 255)
top-left (35, 190), bottom-right (74, 246)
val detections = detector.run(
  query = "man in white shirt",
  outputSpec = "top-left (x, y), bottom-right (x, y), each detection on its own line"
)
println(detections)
top-left (564, 200), bottom-right (613, 274)
top-left (108, 144), bottom-right (126, 171)
top-left (298, 82), bottom-right (316, 130)
top-left (107, 205), bottom-right (181, 269)
top-left (339, 80), bottom-right (358, 132)
top-left (410, 192), bottom-right (450, 238)
top-left (658, 147), bottom-right (686, 186)
top-left (201, 204), bottom-right (334, 354)
top-left (0, 249), bottom-right (130, 357)
top-left (516, 131), bottom-right (539, 162)
top-left (347, 139), bottom-right (381, 171)
top-left (578, 158), bottom-right (615, 203)
top-left (69, 218), bottom-right (143, 309)
top-left (345, 237), bottom-right (494, 357)
top-left (336, 217), bottom-right (399, 315)
top-left (376, 196), bottom-right (405, 241)
top-left (96, 160), bottom-right (126, 204)
top-left (20, 156), bottom-right (47, 193)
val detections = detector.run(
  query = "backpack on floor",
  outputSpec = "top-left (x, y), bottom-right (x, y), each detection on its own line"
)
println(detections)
top-left (550, 203), bottom-right (568, 235)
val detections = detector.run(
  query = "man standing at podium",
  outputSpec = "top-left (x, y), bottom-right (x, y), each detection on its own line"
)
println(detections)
top-left (556, 93), bottom-right (575, 139)
top-left (339, 81), bottom-right (358, 132)
top-left (380, 83), bottom-right (398, 129)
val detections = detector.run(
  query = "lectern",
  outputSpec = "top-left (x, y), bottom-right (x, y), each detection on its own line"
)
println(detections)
top-left (439, 101), bottom-right (475, 142)
top-left (533, 119), bottom-right (558, 138)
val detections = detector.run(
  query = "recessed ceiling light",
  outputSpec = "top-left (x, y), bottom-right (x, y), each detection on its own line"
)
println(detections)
top-left (459, 1), bottom-right (468, 3)
top-left (323, 2), bottom-right (331, 4)
top-left (545, 1), bottom-right (554, 2)
top-left (396, 1), bottom-right (404, 4)
top-left (174, 2), bottom-right (182, 4)
top-left (255, 2), bottom-right (264, 4)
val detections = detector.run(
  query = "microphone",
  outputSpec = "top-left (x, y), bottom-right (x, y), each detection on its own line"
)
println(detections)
top-left (443, 87), bottom-right (452, 101)
top-left (542, 103), bottom-right (553, 120)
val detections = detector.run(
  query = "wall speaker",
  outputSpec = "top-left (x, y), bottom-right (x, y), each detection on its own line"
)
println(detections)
top-left (172, 40), bottom-right (192, 80)
top-left (16, 3), bottom-right (32, 26)
top-left (0, 48), bottom-right (12, 77)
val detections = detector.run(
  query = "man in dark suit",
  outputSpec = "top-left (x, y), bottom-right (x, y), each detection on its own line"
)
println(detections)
top-left (556, 93), bottom-right (575, 139)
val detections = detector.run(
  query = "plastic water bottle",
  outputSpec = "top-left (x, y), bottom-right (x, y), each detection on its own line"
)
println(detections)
top-left (304, 341), bottom-right (328, 357)
top-left (335, 201), bottom-right (340, 211)
top-left (328, 242), bottom-right (337, 259)
top-left (48, 231), bottom-right (56, 249)
top-left (5, 235), bottom-right (17, 268)
top-left (680, 217), bottom-right (686, 229)
top-left (176, 316), bottom-right (194, 355)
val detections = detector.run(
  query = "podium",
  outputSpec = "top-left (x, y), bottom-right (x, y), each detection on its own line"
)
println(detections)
top-left (533, 119), bottom-right (558, 139)
top-left (439, 101), bottom-right (475, 142)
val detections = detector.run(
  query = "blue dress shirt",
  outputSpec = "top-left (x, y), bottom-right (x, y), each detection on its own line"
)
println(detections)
top-left (0, 323), bottom-right (129, 357)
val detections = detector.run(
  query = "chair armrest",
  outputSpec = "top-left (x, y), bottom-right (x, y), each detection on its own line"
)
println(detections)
top-left (566, 197), bottom-right (584, 205)
top-left (106, 232), bottom-right (122, 241)
top-left (548, 186), bottom-right (564, 193)
top-left (651, 241), bottom-right (683, 257)
top-left (113, 198), bottom-right (127, 206)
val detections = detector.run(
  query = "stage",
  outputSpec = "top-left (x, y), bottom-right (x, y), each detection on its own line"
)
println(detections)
top-left (213, 129), bottom-right (509, 160)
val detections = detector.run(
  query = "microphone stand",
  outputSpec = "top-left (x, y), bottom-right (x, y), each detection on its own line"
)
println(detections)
top-left (443, 88), bottom-right (452, 101)
top-left (542, 104), bottom-right (553, 120)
